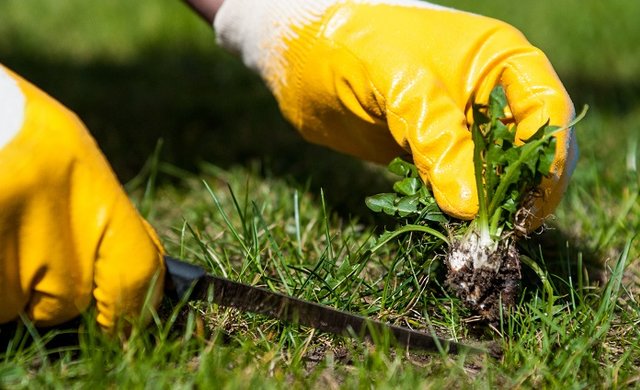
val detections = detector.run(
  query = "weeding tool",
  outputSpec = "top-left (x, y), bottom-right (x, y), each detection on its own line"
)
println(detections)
top-left (164, 256), bottom-right (498, 356)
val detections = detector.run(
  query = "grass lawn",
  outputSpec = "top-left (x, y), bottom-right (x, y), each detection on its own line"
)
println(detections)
top-left (1, 0), bottom-right (639, 388)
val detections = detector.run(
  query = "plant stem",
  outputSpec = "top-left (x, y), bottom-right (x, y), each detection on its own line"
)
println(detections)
top-left (471, 120), bottom-right (491, 242)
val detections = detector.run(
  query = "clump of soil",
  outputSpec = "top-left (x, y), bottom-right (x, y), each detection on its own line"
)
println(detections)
top-left (445, 233), bottom-right (521, 322)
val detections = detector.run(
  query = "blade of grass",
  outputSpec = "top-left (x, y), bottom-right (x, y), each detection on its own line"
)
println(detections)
top-left (250, 202), bottom-right (293, 296)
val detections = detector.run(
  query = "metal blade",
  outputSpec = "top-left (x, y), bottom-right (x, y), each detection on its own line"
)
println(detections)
top-left (164, 256), bottom-right (492, 356)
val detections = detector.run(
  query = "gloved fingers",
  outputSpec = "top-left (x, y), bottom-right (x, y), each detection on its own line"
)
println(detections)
top-left (498, 49), bottom-right (578, 227)
top-left (386, 73), bottom-right (478, 220)
top-left (500, 48), bottom-right (576, 146)
top-left (20, 223), bottom-right (93, 327)
top-left (92, 195), bottom-right (166, 332)
top-left (25, 294), bottom-right (89, 328)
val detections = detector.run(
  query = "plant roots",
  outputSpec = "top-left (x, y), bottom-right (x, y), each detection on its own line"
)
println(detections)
top-left (445, 235), bottom-right (521, 323)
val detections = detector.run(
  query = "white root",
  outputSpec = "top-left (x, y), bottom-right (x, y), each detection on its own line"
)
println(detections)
top-left (447, 231), bottom-right (500, 273)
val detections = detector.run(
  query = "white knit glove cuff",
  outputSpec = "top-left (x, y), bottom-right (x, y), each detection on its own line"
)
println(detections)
top-left (0, 66), bottom-right (25, 150)
top-left (214, 0), bottom-right (339, 76)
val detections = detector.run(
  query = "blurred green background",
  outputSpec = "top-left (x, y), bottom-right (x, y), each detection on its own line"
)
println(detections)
top-left (1, 0), bottom-right (639, 205)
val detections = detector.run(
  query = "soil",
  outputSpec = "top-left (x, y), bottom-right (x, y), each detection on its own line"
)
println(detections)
top-left (445, 238), bottom-right (521, 323)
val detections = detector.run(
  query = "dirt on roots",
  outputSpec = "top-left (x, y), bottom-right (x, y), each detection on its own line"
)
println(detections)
top-left (446, 238), bottom-right (521, 323)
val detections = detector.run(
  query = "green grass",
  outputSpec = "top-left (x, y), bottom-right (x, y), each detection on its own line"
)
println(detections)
top-left (1, 0), bottom-right (640, 388)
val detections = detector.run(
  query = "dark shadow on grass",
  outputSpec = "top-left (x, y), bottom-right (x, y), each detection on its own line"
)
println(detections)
top-left (3, 48), bottom-right (393, 220)
top-left (519, 227), bottom-right (607, 295)
top-left (0, 318), bottom-right (82, 358)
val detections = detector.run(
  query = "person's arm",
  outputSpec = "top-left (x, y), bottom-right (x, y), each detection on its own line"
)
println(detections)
top-left (182, 0), bottom-right (224, 24)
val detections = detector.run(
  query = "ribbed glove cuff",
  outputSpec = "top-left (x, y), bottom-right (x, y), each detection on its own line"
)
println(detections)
top-left (213, 0), bottom-right (339, 88)
top-left (0, 66), bottom-right (25, 150)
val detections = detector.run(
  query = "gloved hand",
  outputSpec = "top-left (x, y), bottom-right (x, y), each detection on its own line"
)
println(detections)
top-left (0, 65), bottom-right (165, 332)
top-left (214, 0), bottom-right (577, 226)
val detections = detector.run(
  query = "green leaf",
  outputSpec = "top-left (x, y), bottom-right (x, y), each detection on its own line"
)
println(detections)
top-left (420, 206), bottom-right (448, 223)
top-left (393, 177), bottom-right (421, 196)
top-left (396, 194), bottom-right (421, 217)
top-left (488, 85), bottom-right (508, 121)
top-left (335, 258), bottom-right (352, 277)
top-left (493, 121), bottom-right (515, 144)
top-left (388, 157), bottom-right (417, 177)
top-left (365, 193), bottom-right (398, 215)
top-left (501, 193), bottom-right (518, 214)
top-left (418, 186), bottom-right (436, 203)
top-left (538, 138), bottom-right (556, 176)
top-left (520, 141), bottom-right (544, 175)
top-left (521, 119), bottom-right (550, 142)
top-left (472, 103), bottom-right (490, 129)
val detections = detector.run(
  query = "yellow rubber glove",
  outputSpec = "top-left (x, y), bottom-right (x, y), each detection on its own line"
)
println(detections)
top-left (214, 0), bottom-right (577, 226)
top-left (0, 65), bottom-right (165, 332)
